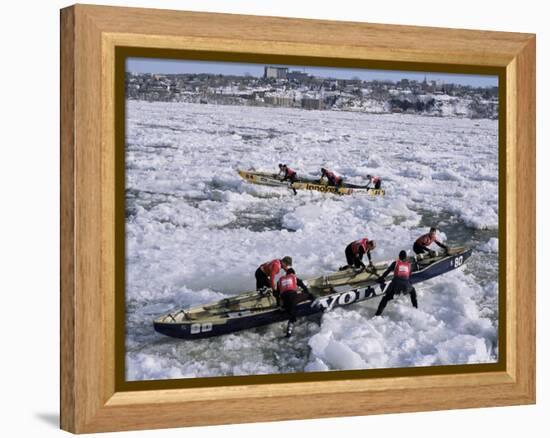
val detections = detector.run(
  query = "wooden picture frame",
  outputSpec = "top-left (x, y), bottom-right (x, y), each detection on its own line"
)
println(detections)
top-left (60, 4), bottom-right (536, 434)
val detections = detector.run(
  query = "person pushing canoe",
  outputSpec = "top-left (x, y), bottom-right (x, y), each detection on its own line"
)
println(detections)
top-left (413, 227), bottom-right (448, 256)
top-left (278, 163), bottom-right (298, 183)
top-left (154, 245), bottom-right (474, 339)
top-left (340, 237), bottom-right (376, 271)
top-left (320, 167), bottom-right (343, 187)
top-left (276, 267), bottom-right (310, 337)
top-left (255, 256), bottom-right (293, 293)
top-left (278, 163), bottom-right (298, 194)
top-left (375, 250), bottom-right (418, 316)
top-left (366, 174), bottom-right (382, 190)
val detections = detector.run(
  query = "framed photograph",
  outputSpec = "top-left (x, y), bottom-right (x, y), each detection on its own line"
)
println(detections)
top-left (60, 4), bottom-right (536, 434)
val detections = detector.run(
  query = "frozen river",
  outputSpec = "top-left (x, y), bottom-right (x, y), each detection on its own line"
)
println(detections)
top-left (124, 101), bottom-right (499, 380)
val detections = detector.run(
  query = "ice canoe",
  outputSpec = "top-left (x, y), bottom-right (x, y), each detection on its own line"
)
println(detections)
top-left (153, 246), bottom-right (471, 339)
top-left (237, 169), bottom-right (385, 196)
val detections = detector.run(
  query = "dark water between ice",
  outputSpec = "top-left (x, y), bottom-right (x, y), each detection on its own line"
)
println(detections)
top-left (415, 208), bottom-right (498, 288)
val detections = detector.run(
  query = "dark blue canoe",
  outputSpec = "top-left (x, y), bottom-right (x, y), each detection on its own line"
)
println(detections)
top-left (153, 247), bottom-right (472, 339)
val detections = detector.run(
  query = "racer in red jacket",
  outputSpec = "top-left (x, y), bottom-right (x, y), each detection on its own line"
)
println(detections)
top-left (320, 168), bottom-right (343, 187)
top-left (413, 227), bottom-right (448, 256)
top-left (366, 174), bottom-right (382, 190)
top-left (375, 250), bottom-right (418, 316)
top-left (276, 268), bottom-right (310, 337)
top-left (278, 163), bottom-right (298, 183)
top-left (340, 238), bottom-right (376, 270)
top-left (255, 256), bottom-right (293, 292)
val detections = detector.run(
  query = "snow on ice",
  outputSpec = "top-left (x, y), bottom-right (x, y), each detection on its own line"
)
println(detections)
top-left (125, 101), bottom-right (499, 379)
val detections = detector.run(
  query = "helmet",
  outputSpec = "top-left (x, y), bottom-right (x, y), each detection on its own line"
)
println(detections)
top-left (368, 240), bottom-right (376, 249)
top-left (281, 256), bottom-right (293, 267)
top-left (399, 250), bottom-right (407, 261)
top-left (278, 163), bottom-right (284, 168)
top-left (321, 167), bottom-right (327, 174)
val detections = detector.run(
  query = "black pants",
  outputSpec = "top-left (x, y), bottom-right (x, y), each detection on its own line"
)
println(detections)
top-left (413, 242), bottom-right (429, 255)
top-left (375, 278), bottom-right (417, 316)
top-left (374, 180), bottom-right (381, 189)
top-left (280, 291), bottom-right (299, 323)
top-left (255, 268), bottom-right (271, 290)
top-left (345, 244), bottom-right (363, 268)
top-left (282, 174), bottom-right (297, 183)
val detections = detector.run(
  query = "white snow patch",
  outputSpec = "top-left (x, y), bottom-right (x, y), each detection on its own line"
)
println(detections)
top-left (125, 101), bottom-right (499, 379)
top-left (479, 238), bottom-right (499, 253)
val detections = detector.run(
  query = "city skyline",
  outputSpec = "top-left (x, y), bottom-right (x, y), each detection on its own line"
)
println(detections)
top-left (127, 58), bottom-right (498, 88)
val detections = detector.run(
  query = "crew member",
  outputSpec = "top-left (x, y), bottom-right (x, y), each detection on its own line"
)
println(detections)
top-left (278, 164), bottom-right (298, 183)
top-left (320, 168), bottom-right (343, 187)
top-left (366, 174), bottom-right (382, 190)
top-left (340, 238), bottom-right (376, 270)
top-left (279, 163), bottom-right (298, 195)
top-left (276, 268), bottom-right (310, 337)
top-left (375, 250), bottom-right (418, 316)
top-left (413, 227), bottom-right (448, 256)
top-left (255, 256), bottom-right (293, 292)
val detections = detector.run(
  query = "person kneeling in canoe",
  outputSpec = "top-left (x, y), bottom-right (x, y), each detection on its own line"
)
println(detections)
top-left (413, 227), bottom-right (448, 257)
top-left (340, 238), bottom-right (376, 271)
top-left (320, 167), bottom-right (343, 187)
top-left (366, 174), bottom-right (382, 190)
top-left (276, 268), bottom-right (310, 337)
top-left (255, 256), bottom-right (293, 293)
top-left (375, 250), bottom-right (418, 316)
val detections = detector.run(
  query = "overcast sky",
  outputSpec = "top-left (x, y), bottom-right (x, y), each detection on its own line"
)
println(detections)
top-left (127, 58), bottom-right (498, 88)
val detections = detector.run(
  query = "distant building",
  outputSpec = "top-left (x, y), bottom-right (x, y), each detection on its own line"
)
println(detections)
top-left (302, 97), bottom-right (324, 110)
top-left (264, 95), bottom-right (294, 107)
top-left (287, 70), bottom-right (309, 81)
top-left (264, 66), bottom-right (288, 80)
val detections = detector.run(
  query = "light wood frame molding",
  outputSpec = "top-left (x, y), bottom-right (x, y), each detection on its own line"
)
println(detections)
top-left (60, 4), bottom-right (536, 434)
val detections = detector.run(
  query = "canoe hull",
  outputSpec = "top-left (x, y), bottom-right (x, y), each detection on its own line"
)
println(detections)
top-left (153, 248), bottom-right (472, 339)
top-left (237, 169), bottom-right (385, 196)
